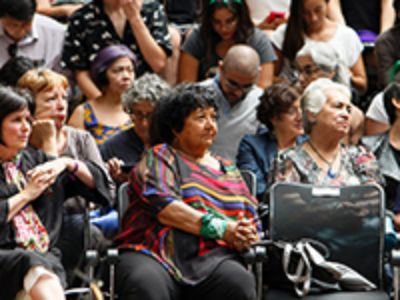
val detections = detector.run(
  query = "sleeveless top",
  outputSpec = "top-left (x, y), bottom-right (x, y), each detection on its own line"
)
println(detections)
top-left (83, 102), bottom-right (132, 145)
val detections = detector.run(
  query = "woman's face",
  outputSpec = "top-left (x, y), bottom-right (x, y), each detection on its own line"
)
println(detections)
top-left (174, 107), bottom-right (218, 155)
top-left (303, 0), bottom-right (328, 32)
top-left (211, 7), bottom-right (238, 41)
top-left (272, 98), bottom-right (304, 138)
top-left (296, 54), bottom-right (333, 90)
top-left (128, 100), bottom-right (154, 146)
top-left (314, 88), bottom-right (351, 136)
top-left (1, 108), bottom-right (31, 152)
top-left (34, 85), bottom-right (68, 130)
top-left (106, 56), bottom-right (135, 93)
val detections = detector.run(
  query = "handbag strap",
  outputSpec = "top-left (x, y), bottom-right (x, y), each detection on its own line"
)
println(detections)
top-left (282, 242), bottom-right (312, 297)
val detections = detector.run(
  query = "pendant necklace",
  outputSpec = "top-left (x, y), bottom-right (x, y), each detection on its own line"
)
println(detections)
top-left (308, 141), bottom-right (340, 179)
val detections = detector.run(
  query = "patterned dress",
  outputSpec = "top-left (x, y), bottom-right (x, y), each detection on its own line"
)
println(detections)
top-left (83, 102), bottom-right (132, 145)
top-left (270, 144), bottom-right (382, 186)
top-left (115, 144), bottom-right (260, 285)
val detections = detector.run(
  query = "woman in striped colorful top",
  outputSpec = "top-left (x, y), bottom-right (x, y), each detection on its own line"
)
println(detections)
top-left (115, 83), bottom-right (260, 300)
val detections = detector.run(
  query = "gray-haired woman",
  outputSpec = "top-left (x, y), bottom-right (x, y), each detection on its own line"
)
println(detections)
top-left (271, 78), bottom-right (381, 186)
top-left (99, 73), bottom-right (170, 183)
top-left (295, 43), bottom-right (365, 145)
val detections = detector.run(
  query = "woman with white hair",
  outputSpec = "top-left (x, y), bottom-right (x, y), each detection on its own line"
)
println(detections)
top-left (271, 78), bottom-right (380, 185)
top-left (295, 43), bottom-right (365, 145)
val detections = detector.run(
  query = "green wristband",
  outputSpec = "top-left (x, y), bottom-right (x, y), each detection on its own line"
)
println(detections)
top-left (200, 214), bottom-right (228, 240)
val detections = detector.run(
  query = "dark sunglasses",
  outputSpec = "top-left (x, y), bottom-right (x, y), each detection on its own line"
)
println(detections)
top-left (225, 78), bottom-right (253, 93)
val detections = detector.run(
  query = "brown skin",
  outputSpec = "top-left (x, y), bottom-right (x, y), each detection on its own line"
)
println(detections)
top-left (156, 107), bottom-right (259, 251)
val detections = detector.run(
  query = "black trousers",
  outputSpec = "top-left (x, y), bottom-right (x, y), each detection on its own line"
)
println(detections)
top-left (116, 251), bottom-right (257, 300)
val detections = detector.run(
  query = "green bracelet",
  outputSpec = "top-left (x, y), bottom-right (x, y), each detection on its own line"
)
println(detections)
top-left (200, 214), bottom-right (228, 240)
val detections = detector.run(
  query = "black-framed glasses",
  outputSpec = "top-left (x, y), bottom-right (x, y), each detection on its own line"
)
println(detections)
top-left (225, 78), bottom-right (253, 94)
top-left (128, 110), bottom-right (153, 121)
top-left (7, 43), bottom-right (17, 58)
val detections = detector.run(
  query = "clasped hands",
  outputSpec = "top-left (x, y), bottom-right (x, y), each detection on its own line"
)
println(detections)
top-left (224, 213), bottom-right (259, 252)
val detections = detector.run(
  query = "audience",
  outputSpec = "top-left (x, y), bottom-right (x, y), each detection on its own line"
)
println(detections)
top-left (0, 0), bottom-right (65, 70)
top-left (271, 0), bottom-right (367, 94)
top-left (68, 45), bottom-right (134, 145)
top-left (114, 83), bottom-right (259, 300)
top-left (100, 73), bottom-right (170, 183)
top-left (61, 0), bottom-right (172, 99)
top-left (0, 86), bottom-right (111, 300)
top-left (271, 78), bottom-right (381, 186)
top-left (295, 43), bottom-right (365, 145)
top-left (179, 0), bottom-right (276, 89)
top-left (237, 83), bottom-right (304, 201)
top-left (201, 44), bottom-right (262, 161)
top-left (0, 56), bottom-right (35, 86)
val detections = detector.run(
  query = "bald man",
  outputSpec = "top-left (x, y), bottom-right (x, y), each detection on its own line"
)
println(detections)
top-left (201, 44), bottom-right (263, 161)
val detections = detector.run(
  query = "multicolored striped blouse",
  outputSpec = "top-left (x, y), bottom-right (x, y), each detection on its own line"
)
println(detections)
top-left (83, 102), bottom-right (132, 145)
top-left (115, 144), bottom-right (260, 285)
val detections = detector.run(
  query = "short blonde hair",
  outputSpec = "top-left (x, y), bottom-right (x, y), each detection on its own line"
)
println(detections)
top-left (17, 68), bottom-right (68, 95)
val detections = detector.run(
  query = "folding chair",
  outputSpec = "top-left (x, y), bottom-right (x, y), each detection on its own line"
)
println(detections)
top-left (264, 183), bottom-right (390, 300)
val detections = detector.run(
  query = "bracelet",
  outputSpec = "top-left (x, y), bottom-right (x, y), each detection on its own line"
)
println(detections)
top-left (70, 161), bottom-right (79, 175)
top-left (200, 214), bottom-right (228, 240)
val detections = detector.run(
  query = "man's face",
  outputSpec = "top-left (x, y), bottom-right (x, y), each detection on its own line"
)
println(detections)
top-left (220, 68), bottom-right (257, 106)
top-left (1, 16), bottom-right (33, 42)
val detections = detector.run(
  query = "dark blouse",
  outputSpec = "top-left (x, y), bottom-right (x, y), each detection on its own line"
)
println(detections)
top-left (61, 0), bottom-right (172, 76)
top-left (0, 147), bottom-right (113, 249)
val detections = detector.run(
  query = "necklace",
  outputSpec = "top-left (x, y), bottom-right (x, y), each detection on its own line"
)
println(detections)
top-left (307, 141), bottom-right (340, 179)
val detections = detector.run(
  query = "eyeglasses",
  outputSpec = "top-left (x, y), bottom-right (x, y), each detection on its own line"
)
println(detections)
top-left (225, 78), bottom-right (253, 94)
top-left (297, 64), bottom-right (324, 77)
top-left (128, 110), bottom-right (153, 121)
top-left (7, 43), bottom-right (17, 58)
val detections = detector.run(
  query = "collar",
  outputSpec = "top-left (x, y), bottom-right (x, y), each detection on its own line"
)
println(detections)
top-left (0, 15), bottom-right (38, 44)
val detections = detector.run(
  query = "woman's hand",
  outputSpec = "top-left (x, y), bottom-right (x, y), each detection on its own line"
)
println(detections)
top-left (23, 166), bottom-right (58, 201)
top-left (121, 0), bottom-right (143, 20)
top-left (107, 157), bottom-right (128, 182)
top-left (26, 157), bottom-right (70, 186)
top-left (224, 214), bottom-right (259, 252)
top-left (29, 119), bottom-right (58, 156)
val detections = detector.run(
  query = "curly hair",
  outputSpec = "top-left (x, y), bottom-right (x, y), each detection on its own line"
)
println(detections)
top-left (257, 83), bottom-right (300, 130)
top-left (122, 73), bottom-right (170, 112)
top-left (150, 83), bottom-right (219, 145)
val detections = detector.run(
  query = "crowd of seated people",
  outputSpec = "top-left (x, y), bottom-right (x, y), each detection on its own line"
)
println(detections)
top-left (2, 0), bottom-right (400, 298)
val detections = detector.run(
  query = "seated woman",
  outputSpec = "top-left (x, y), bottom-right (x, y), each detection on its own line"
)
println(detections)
top-left (114, 83), bottom-right (260, 300)
top-left (0, 87), bottom-right (112, 300)
top-left (362, 82), bottom-right (400, 229)
top-left (179, 0), bottom-right (276, 89)
top-left (68, 44), bottom-right (135, 145)
top-left (100, 73), bottom-right (170, 183)
top-left (271, 0), bottom-right (367, 94)
top-left (271, 78), bottom-right (380, 186)
top-left (295, 43), bottom-right (365, 145)
top-left (236, 83), bottom-right (304, 201)
top-left (17, 68), bottom-right (114, 260)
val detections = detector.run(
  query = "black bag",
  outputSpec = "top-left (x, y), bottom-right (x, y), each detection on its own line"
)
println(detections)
top-left (263, 240), bottom-right (376, 297)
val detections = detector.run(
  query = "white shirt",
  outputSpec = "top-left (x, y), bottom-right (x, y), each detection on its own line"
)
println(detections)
top-left (246, 0), bottom-right (291, 26)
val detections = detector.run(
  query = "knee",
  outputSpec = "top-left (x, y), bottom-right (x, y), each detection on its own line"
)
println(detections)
top-left (226, 270), bottom-right (256, 300)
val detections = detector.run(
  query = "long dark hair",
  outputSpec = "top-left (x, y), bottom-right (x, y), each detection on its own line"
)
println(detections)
top-left (282, 0), bottom-right (329, 61)
top-left (200, 0), bottom-right (254, 63)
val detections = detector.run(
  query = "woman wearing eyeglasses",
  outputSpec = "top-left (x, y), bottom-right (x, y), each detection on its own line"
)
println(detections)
top-left (99, 73), bottom-right (170, 183)
top-left (68, 44), bottom-right (135, 145)
top-left (270, 0), bottom-right (367, 94)
top-left (178, 0), bottom-right (276, 89)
